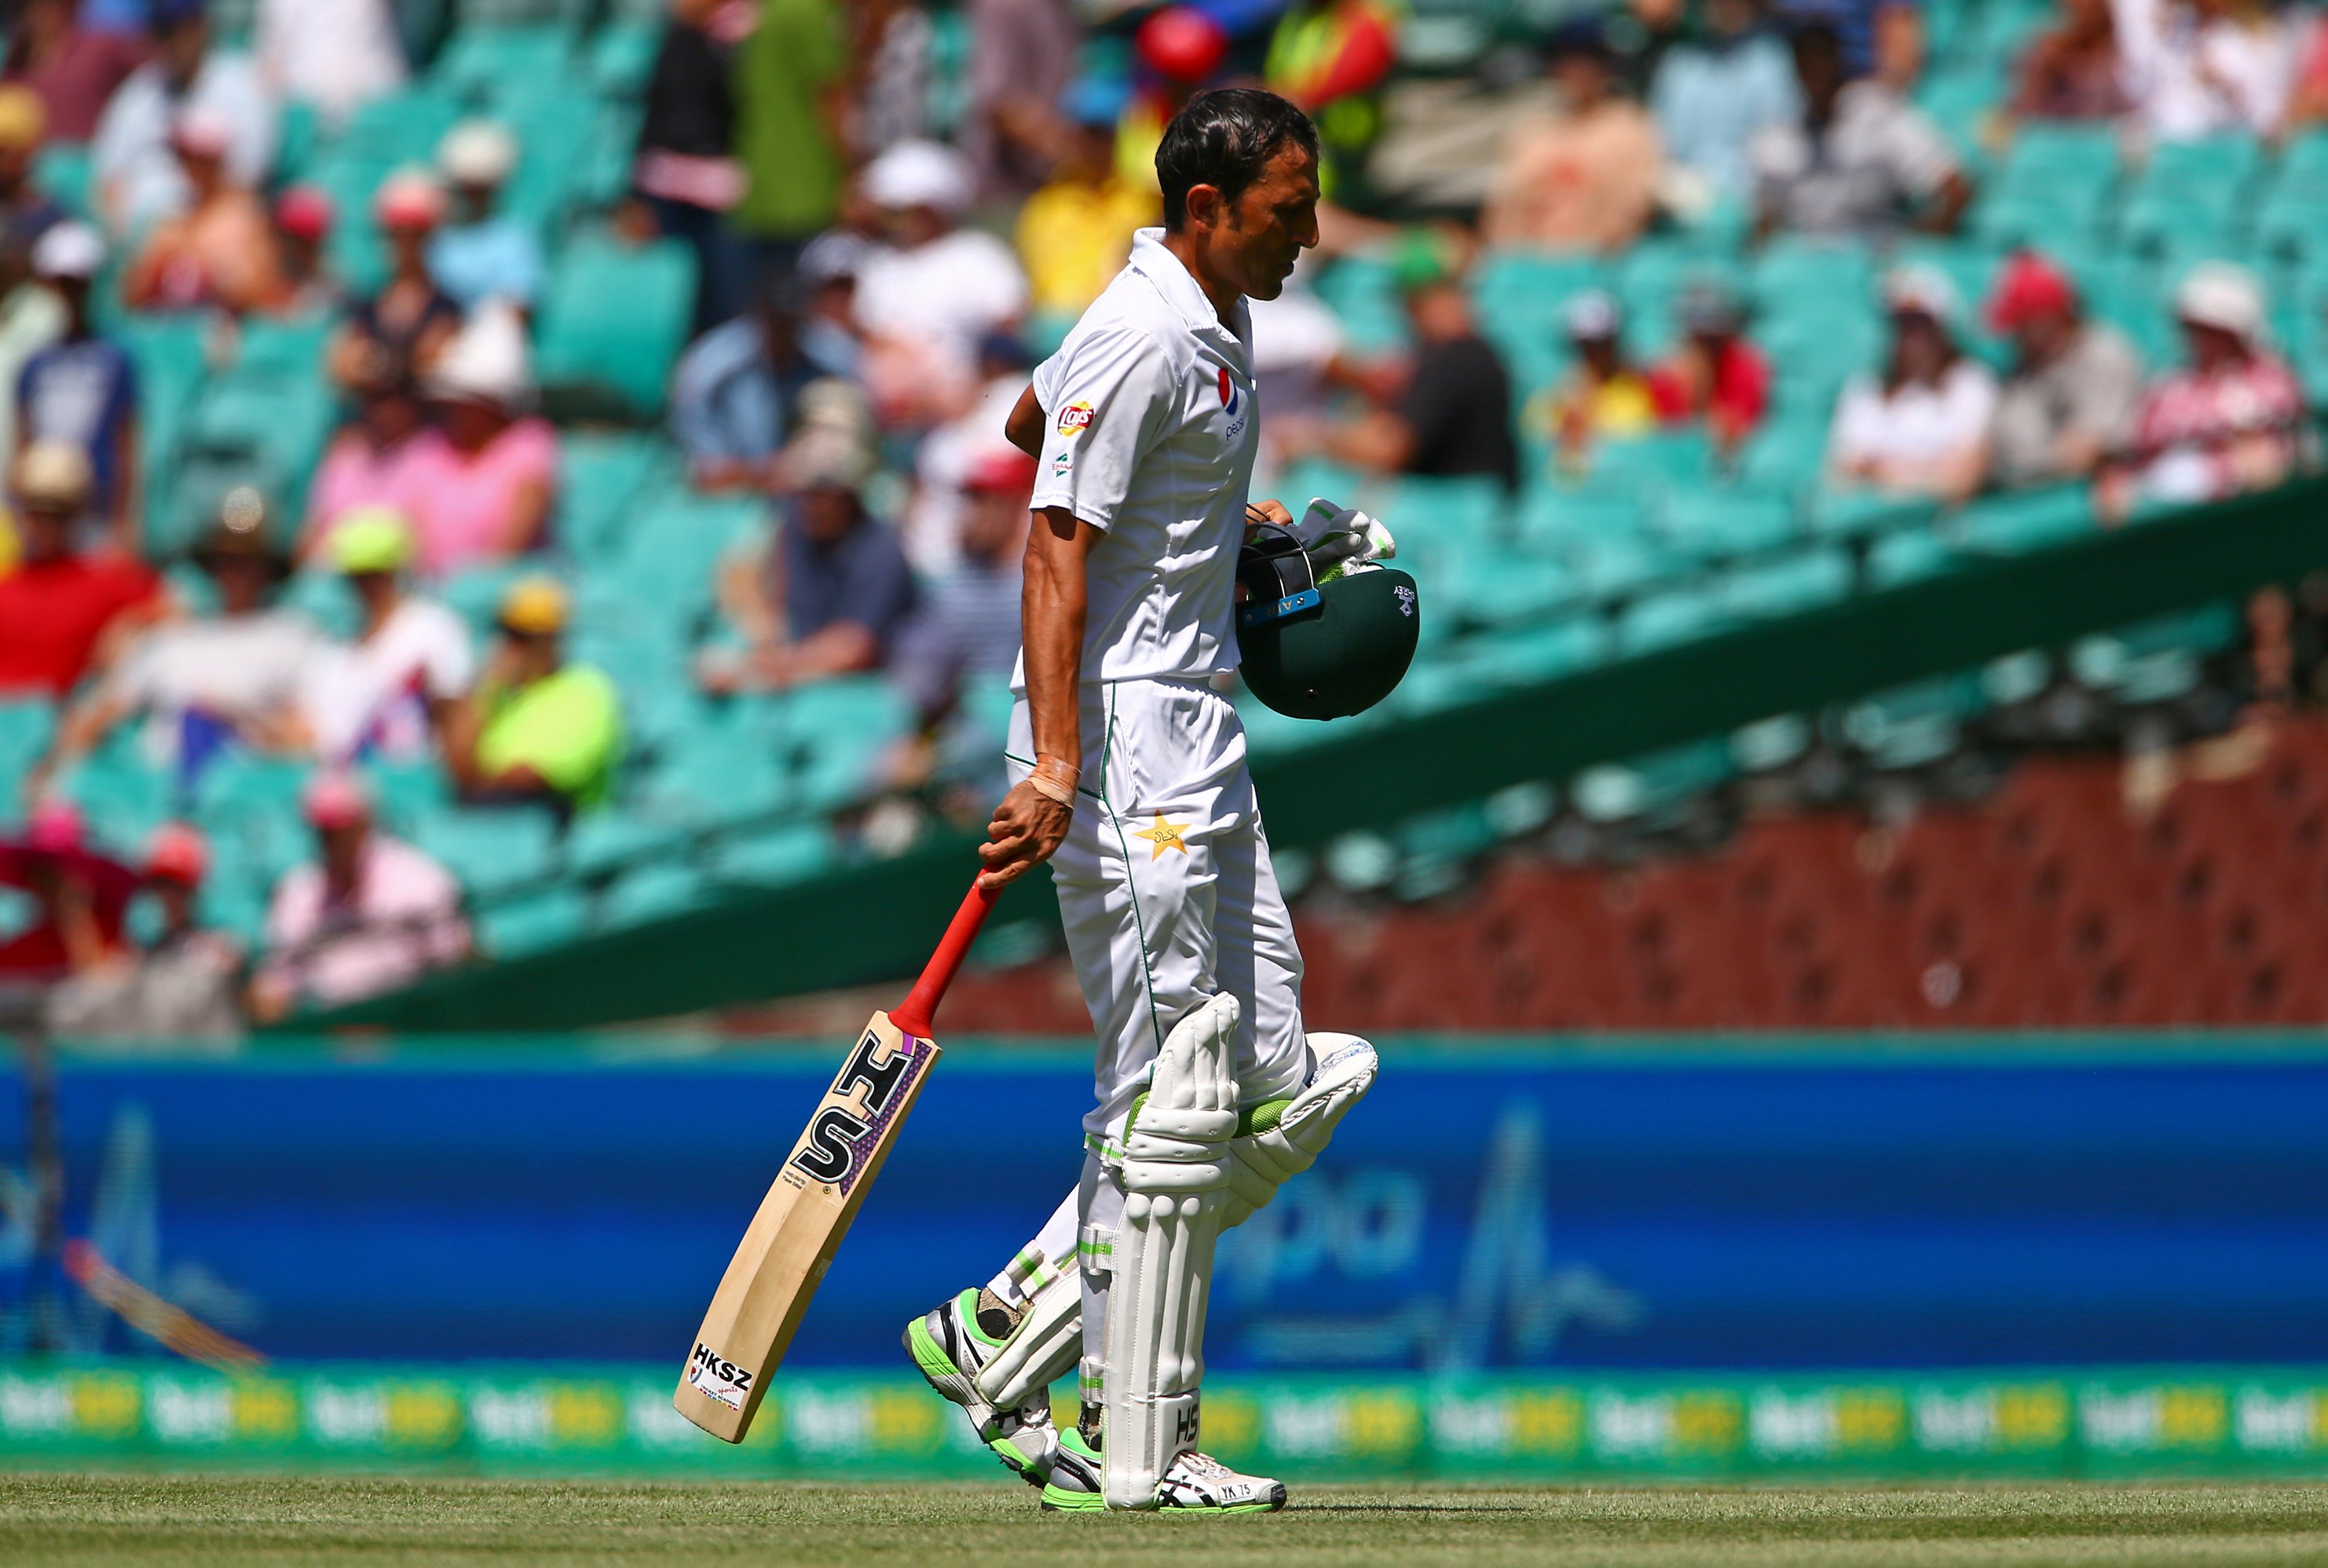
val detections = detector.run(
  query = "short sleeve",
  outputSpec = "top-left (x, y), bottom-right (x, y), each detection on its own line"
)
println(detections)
top-left (1027, 325), bottom-right (1175, 532)
top-left (421, 608), bottom-right (477, 699)
top-left (1828, 377), bottom-right (1885, 465)
top-left (1880, 102), bottom-right (1960, 199)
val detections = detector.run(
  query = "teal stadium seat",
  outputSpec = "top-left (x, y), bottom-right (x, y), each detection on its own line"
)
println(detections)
top-left (1656, 488), bottom-right (1798, 559)
top-left (1720, 544), bottom-right (1853, 621)
top-left (1953, 484), bottom-right (2094, 556)
top-left (478, 886), bottom-right (589, 956)
top-left (431, 25), bottom-right (577, 108)
top-left (599, 860), bottom-right (714, 927)
top-left (707, 822), bottom-right (838, 890)
top-left (412, 805), bottom-right (559, 900)
top-left (535, 236), bottom-right (697, 418)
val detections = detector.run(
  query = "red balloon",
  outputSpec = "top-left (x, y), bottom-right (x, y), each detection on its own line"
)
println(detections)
top-left (1137, 5), bottom-right (1228, 83)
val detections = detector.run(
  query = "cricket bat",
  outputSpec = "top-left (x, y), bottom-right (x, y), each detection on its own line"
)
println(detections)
top-left (674, 877), bottom-right (998, 1441)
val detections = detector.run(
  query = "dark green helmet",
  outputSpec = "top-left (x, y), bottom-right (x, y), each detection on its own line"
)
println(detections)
top-left (1235, 528), bottom-right (1420, 721)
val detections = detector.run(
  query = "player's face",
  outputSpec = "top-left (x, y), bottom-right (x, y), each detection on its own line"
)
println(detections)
top-left (1218, 144), bottom-right (1320, 302)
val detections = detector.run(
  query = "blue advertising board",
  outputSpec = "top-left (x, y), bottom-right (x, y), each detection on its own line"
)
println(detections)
top-left (2, 1040), bottom-right (2326, 1370)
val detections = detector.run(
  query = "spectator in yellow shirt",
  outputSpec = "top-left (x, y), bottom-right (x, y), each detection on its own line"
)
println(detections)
top-left (1530, 290), bottom-right (1660, 475)
top-left (1014, 79), bottom-right (1159, 340)
top-left (444, 576), bottom-right (622, 819)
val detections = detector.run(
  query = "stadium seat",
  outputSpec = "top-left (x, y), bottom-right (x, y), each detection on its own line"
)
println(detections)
top-left (1656, 488), bottom-right (1797, 559)
top-left (479, 885), bottom-right (589, 956)
top-left (1720, 545), bottom-right (1854, 622)
top-left (707, 822), bottom-right (838, 889)
top-left (431, 24), bottom-right (577, 106)
top-left (564, 809), bottom-right (689, 880)
top-left (1953, 484), bottom-right (2093, 555)
top-left (534, 235), bottom-right (697, 419)
top-left (598, 859), bottom-right (715, 927)
top-left (412, 805), bottom-right (560, 899)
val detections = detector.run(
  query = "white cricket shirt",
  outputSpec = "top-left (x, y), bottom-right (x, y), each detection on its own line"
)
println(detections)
top-left (1023, 227), bottom-right (1260, 689)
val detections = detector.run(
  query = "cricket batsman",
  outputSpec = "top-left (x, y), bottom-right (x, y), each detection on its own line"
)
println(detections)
top-left (899, 88), bottom-right (1385, 1514)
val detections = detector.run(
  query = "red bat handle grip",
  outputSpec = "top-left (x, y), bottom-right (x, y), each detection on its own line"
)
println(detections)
top-left (889, 878), bottom-right (999, 1038)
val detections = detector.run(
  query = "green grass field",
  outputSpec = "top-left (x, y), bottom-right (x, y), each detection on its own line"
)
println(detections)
top-left (5, 1477), bottom-right (2328, 1566)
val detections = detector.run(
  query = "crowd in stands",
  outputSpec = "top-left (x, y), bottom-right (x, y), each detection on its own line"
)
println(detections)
top-left (0, 0), bottom-right (2323, 1041)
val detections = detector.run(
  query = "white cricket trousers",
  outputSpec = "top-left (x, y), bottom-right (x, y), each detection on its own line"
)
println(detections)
top-left (1006, 675), bottom-right (1310, 1145)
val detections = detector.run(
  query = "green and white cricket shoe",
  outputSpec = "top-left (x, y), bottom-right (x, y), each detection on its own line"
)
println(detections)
top-left (1039, 1428), bottom-right (1289, 1514)
top-left (902, 1288), bottom-right (1060, 1486)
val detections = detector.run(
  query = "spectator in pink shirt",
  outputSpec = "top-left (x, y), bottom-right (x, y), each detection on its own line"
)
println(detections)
top-left (247, 771), bottom-right (469, 1021)
top-left (300, 361), bottom-right (433, 560)
top-left (404, 301), bottom-right (556, 578)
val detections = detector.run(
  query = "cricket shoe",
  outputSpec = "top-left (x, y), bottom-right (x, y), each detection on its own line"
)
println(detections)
top-left (903, 1288), bottom-right (1060, 1486)
top-left (1038, 1428), bottom-right (1289, 1514)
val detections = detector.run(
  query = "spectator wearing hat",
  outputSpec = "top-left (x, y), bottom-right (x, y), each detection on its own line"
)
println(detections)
top-left (1281, 230), bottom-right (1518, 488)
top-left (1752, 20), bottom-right (1971, 241)
top-left (443, 577), bottom-right (621, 815)
top-left (1982, 250), bottom-right (2142, 494)
top-left (16, 221), bottom-right (138, 547)
top-left (1532, 290), bottom-right (1661, 472)
top-left (249, 772), bottom-right (469, 1022)
top-left (1651, 0), bottom-right (1801, 211)
top-left (730, 0), bottom-right (849, 281)
top-left (404, 302), bottom-right (558, 579)
top-left (90, 0), bottom-right (277, 238)
top-left (1646, 279), bottom-right (1773, 452)
top-left (120, 103), bottom-right (284, 313)
top-left (853, 139), bottom-right (1030, 422)
top-left (2098, 262), bottom-right (2307, 521)
top-left (270, 184), bottom-right (341, 316)
top-left (34, 487), bottom-right (315, 796)
top-left (670, 271), bottom-right (836, 493)
top-left (703, 442), bottom-right (918, 694)
top-left (631, 0), bottom-right (745, 335)
top-left (2, 0), bottom-right (145, 144)
top-left (1482, 19), bottom-right (1662, 253)
top-left (299, 509), bottom-right (474, 766)
top-left (0, 799), bottom-right (130, 982)
top-left (428, 119), bottom-right (543, 315)
top-left (1015, 80), bottom-right (1159, 329)
top-left (45, 821), bottom-right (245, 1042)
top-left (328, 168), bottom-right (460, 391)
top-left (903, 331), bottom-right (1033, 574)
top-left (304, 360), bottom-right (434, 554)
top-left (254, 0), bottom-right (404, 130)
top-left (2011, 0), bottom-right (2132, 120)
top-left (1827, 265), bottom-right (1998, 499)
top-left (0, 441), bottom-right (157, 697)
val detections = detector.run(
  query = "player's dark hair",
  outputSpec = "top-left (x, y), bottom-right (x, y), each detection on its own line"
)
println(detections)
top-left (1157, 88), bottom-right (1318, 231)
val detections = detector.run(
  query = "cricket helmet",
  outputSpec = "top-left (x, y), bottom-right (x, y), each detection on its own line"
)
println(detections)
top-left (1234, 525), bottom-right (1420, 721)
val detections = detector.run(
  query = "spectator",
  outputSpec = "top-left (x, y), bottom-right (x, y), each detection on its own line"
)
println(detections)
top-left (428, 120), bottom-right (543, 314)
top-left (1285, 231), bottom-right (1518, 488)
top-left (1982, 250), bottom-right (2142, 492)
top-left (794, 228), bottom-right (869, 379)
top-left (2011, 0), bottom-right (2131, 120)
top-left (1827, 265), bottom-right (1997, 499)
top-left (301, 510), bottom-right (474, 766)
top-left (729, 0), bottom-right (848, 282)
top-left (1481, 18), bottom-right (1661, 253)
top-left (670, 272), bottom-right (830, 492)
top-left (443, 576), bottom-right (621, 814)
top-left (855, 0), bottom-right (938, 156)
top-left (1768, 0), bottom-right (1922, 82)
top-left (33, 490), bottom-right (315, 798)
top-left (1751, 20), bottom-right (1971, 239)
top-left (254, 0), bottom-right (404, 130)
top-left (405, 302), bottom-right (558, 577)
top-left (1015, 80), bottom-right (1159, 331)
top-left (90, 0), bottom-right (276, 239)
top-left (1646, 279), bottom-right (1773, 452)
top-left (248, 771), bottom-right (469, 1022)
top-left (2, 0), bottom-right (144, 144)
top-left (0, 442), bottom-right (157, 698)
top-left (965, 0), bottom-right (1078, 198)
top-left (0, 87), bottom-right (62, 263)
top-left (2111, 0), bottom-right (2291, 141)
top-left (2097, 261), bottom-right (2305, 519)
top-left (45, 821), bottom-right (243, 1042)
top-left (0, 91), bottom-right (65, 467)
top-left (1651, 0), bottom-right (1802, 212)
top-left (18, 221), bottom-right (137, 546)
top-left (1532, 290), bottom-right (1660, 471)
top-left (895, 446), bottom-right (1032, 799)
top-left (632, 0), bottom-right (745, 334)
top-left (270, 183), bottom-right (340, 316)
top-left (1265, 0), bottom-right (1399, 205)
top-left (328, 169), bottom-right (459, 390)
top-left (0, 799), bottom-right (129, 982)
top-left (701, 443), bottom-right (918, 693)
top-left (904, 331), bottom-right (1032, 572)
top-left (304, 363), bottom-right (434, 553)
top-left (119, 104), bottom-right (284, 313)
top-left (853, 140), bottom-right (1030, 422)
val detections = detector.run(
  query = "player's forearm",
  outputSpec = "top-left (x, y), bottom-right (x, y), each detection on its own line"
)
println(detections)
top-left (1022, 508), bottom-right (1089, 772)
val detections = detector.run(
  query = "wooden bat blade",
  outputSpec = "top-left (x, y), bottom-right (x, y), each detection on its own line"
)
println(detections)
top-left (673, 1011), bottom-right (939, 1441)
